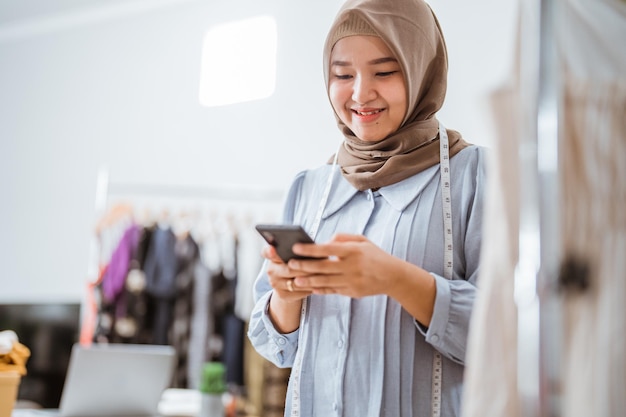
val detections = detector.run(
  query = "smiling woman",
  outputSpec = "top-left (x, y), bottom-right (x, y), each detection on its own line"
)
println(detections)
top-left (246, 1), bottom-right (487, 416)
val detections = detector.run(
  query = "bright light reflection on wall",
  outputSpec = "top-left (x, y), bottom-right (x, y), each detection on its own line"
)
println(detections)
top-left (199, 15), bottom-right (277, 107)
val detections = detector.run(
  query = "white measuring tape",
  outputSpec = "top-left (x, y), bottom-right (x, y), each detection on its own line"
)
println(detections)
top-left (290, 145), bottom-right (340, 417)
top-left (290, 123), bottom-right (452, 416)
top-left (432, 122), bottom-right (453, 417)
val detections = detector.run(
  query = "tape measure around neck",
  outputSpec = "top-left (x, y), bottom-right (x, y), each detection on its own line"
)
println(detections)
top-left (290, 144), bottom-right (340, 417)
top-left (309, 146), bottom-right (340, 240)
top-left (432, 122), bottom-right (453, 417)
top-left (439, 124), bottom-right (454, 281)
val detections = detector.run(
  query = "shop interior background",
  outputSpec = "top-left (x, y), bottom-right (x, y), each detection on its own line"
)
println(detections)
top-left (0, 0), bottom-right (517, 304)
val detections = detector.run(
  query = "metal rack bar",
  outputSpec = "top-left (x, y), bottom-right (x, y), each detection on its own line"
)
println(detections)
top-left (94, 165), bottom-right (286, 210)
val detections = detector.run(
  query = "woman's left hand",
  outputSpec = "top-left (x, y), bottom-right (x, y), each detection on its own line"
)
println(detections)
top-left (288, 233), bottom-right (400, 298)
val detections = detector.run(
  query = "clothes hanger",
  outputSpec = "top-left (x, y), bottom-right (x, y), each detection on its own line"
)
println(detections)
top-left (94, 202), bottom-right (134, 236)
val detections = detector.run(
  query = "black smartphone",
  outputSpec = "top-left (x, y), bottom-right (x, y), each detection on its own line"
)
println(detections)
top-left (255, 224), bottom-right (321, 262)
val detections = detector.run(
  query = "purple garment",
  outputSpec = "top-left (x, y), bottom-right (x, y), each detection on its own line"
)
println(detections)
top-left (101, 223), bottom-right (140, 303)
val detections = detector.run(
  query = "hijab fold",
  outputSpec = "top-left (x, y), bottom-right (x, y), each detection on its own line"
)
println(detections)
top-left (323, 0), bottom-right (470, 191)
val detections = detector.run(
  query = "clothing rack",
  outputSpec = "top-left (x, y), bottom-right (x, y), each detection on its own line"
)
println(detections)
top-left (86, 165), bottom-right (285, 291)
top-left (81, 166), bottom-right (285, 389)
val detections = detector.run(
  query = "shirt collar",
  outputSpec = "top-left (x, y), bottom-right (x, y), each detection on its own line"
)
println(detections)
top-left (321, 164), bottom-right (439, 219)
top-left (377, 164), bottom-right (439, 211)
top-left (321, 170), bottom-right (359, 220)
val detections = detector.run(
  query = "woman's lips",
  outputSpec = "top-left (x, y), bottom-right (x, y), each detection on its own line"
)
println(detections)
top-left (352, 108), bottom-right (384, 122)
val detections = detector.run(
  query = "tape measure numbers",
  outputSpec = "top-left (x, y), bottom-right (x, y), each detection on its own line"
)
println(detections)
top-left (433, 122), bottom-right (453, 417)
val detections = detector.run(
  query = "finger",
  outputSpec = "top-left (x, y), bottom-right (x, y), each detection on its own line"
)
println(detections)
top-left (294, 274), bottom-right (348, 290)
top-left (289, 260), bottom-right (349, 280)
top-left (330, 233), bottom-right (368, 243)
top-left (263, 245), bottom-right (285, 263)
top-left (291, 242), bottom-right (341, 260)
top-left (266, 264), bottom-right (292, 290)
top-left (274, 285), bottom-right (313, 300)
top-left (288, 257), bottom-right (320, 272)
top-left (292, 236), bottom-right (368, 260)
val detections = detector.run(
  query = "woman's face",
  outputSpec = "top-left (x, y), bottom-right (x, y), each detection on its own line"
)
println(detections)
top-left (328, 35), bottom-right (407, 142)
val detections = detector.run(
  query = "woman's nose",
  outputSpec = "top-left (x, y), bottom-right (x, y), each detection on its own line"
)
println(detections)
top-left (352, 75), bottom-right (376, 104)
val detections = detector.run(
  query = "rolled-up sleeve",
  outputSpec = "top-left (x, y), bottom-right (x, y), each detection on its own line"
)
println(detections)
top-left (247, 171), bottom-right (307, 368)
top-left (417, 273), bottom-right (476, 365)
top-left (247, 279), bottom-right (300, 367)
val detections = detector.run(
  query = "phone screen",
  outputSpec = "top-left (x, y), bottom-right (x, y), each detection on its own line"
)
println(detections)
top-left (255, 224), bottom-right (320, 262)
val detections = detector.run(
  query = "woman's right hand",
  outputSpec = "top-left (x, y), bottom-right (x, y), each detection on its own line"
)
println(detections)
top-left (263, 245), bottom-right (313, 302)
top-left (263, 245), bottom-right (312, 334)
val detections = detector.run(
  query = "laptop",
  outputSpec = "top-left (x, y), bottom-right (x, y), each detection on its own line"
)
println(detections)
top-left (56, 343), bottom-right (176, 417)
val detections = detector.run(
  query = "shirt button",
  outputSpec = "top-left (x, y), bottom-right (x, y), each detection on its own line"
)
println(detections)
top-left (431, 334), bottom-right (440, 343)
top-left (337, 340), bottom-right (344, 348)
top-left (276, 338), bottom-right (286, 345)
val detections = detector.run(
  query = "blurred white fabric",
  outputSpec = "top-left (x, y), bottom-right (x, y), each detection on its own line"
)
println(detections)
top-left (462, 1), bottom-right (626, 416)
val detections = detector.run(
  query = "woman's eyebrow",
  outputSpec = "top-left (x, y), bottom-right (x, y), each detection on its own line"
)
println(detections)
top-left (330, 56), bottom-right (398, 67)
top-left (369, 57), bottom-right (397, 65)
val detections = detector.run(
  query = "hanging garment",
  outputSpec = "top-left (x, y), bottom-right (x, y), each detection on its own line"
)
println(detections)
top-left (93, 225), bottom-right (155, 344)
top-left (93, 223), bottom-right (140, 343)
top-left (558, 2), bottom-right (626, 414)
top-left (207, 267), bottom-right (245, 386)
top-left (222, 312), bottom-right (245, 387)
top-left (560, 76), bottom-right (626, 417)
top-left (461, 83), bottom-right (521, 417)
top-left (100, 223), bottom-right (140, 309)
top-left (143, 225), bottom-right (179, 345)
top-left (187, 259), bottom-right (212, 390)
top-left (463, 1), bottom-right (626, 416)
top-left (170, 232), bottom-right (201, 388)
top-left (111, 225), bottom-right (155, 344)
top-left (125, 225), bottom-right (156, 345)
top-left (234, 225), bottom-right (265, 321)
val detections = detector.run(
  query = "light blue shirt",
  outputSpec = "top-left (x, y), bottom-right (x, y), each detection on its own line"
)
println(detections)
top-left (248, 146), bottom-right (487, 417)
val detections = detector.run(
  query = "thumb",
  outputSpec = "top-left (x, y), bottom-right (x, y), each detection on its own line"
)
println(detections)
top-left (263, 245), bottom-right (283, 263)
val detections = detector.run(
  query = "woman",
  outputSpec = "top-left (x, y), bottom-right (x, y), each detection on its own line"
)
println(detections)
top-left (248, 0), bottom-right (486, 415)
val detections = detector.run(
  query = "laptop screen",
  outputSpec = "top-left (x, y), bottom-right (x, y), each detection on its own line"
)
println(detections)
top-left (59, 343), bottom-right (176, 417)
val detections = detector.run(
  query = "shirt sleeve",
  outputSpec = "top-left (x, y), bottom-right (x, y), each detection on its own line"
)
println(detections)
top-left (246, 171), bottom-right (307, 368)
top-left (247, 284), bottom-right (300, 367)
top-left (415, 147), bottom-right (487, 365)
top-left (417, 273), bottom-right (477, 364)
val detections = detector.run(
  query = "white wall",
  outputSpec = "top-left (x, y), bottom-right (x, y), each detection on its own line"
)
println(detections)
top-left (0, 0), bottom-right (517, 303)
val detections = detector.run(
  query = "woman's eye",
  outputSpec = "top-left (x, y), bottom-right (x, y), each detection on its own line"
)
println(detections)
top-left (377, 71), bottom-right (398, 77)
top-left (334, 74), bottom-right (353, 80)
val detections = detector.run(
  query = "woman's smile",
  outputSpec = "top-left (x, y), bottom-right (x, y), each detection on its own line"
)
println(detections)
top-left (352, 107), bottom-right (386, 122)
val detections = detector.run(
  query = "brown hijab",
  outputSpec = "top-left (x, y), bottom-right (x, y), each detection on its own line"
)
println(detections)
top-left (323, 0), bottom-right (470, 191)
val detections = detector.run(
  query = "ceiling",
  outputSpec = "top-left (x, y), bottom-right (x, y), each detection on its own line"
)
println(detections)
top-left (0, 0), bottom-right (198, 41)
top-left (0, 0), bottom-right (116, 25)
